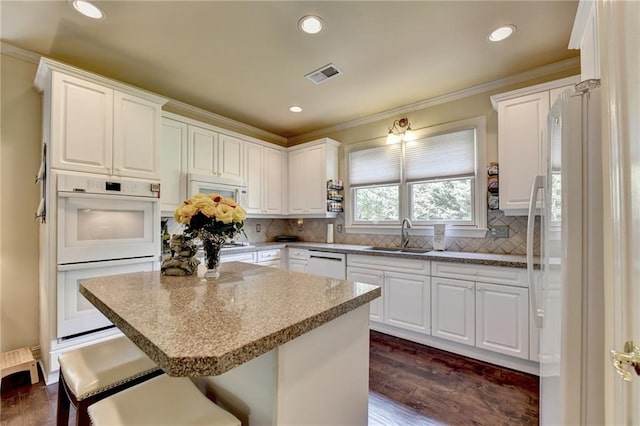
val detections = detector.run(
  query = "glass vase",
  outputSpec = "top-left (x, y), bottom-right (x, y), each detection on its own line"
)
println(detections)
top-left (201, 236), bottom-right (225, 279)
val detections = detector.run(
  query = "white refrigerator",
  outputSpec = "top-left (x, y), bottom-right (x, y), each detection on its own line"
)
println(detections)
top-left (527, 80), bottom-right (604, 425)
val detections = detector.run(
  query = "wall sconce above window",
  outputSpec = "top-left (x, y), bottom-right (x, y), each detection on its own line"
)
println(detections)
top-left (386, 118), bottom-right (414, 144)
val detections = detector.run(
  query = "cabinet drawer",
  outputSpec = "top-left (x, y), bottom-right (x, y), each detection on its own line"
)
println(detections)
top-left (431, 261), bottom-right (527, 287)
top-left (221, 252), bottom-right (256, 263)
top-left (287, 248), bottom-right (310, 260)
top-left (347, 254), bottom-right (429, 274)
top-left (258, 249), bottom-right (281, 262)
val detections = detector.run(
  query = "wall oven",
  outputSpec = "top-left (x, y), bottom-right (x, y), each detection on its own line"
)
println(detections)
top-left (55, 172), bottom-right (160, 339)
top-left (188, 173), bottom-right (247, 206)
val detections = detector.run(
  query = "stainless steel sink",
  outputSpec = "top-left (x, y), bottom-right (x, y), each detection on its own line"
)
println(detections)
top-left (364, 247), bottom-right (430, 254)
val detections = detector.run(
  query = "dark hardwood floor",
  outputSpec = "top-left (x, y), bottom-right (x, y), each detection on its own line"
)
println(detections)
top-left (1, 331), bottom-right (538, 425)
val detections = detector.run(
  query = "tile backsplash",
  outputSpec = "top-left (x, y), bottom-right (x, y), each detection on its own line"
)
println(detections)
top-left (242, 210), bottom-right (537, 255)
top-left (164, 211), bottom-right (538, 256)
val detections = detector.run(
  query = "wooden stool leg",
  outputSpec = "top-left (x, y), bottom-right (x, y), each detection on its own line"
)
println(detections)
top-left (76, 400), bottom-right (92, 426)
top-left (29, 360), bottom-right (38, 384)
top-left (56, 371), bottom-right (71, 426)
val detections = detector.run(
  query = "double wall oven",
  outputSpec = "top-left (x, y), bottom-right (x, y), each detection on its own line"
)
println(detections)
top-left (56, 172), bottom-right (160, 339)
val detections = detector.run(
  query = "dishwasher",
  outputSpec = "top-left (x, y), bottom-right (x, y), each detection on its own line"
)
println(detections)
top-left (307, 250), bottom-right (346, 279)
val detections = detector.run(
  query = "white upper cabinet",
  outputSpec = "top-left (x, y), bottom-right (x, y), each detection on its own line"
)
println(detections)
top-left (187, 126), bottom-right (244, 185)
top-left (496, 91), bottom-right (550, 214)
top-left (218, 134), bottom-right (244, 183)
top-left (288, 138), bottom-right (340, 215)
top-left (35, 59), bottom-right (166, 179)
top-left (491, 76), bottom-right (579, 215)
top-left (244, 142), bottom-right (285, 215)
top-left (187, 125), bottom-right (218, 176)
top-left (159, 117), bottom-right (188, 213)
top-left (113, 92), bottom-right (161, 179)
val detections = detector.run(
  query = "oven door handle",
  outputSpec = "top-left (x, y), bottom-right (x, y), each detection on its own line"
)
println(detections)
top-left (58, 191), bottom-right (158, 202)
top-left (57, 256), bottom-right (160, 271)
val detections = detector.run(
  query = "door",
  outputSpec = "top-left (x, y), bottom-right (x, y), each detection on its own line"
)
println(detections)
top-left (384, 271), bottom-right (430, 333)
top-left (188, 125), bottom-right (217, 176)
top-left (244, 143), bottom-right (264, 214)
top-left (159, 118), bottom-right (188, 212)
top-left (57, 259), bottom-right (155, 338)
top-left (50, 71), bottom-right (113, 174)
top-left (288, 149), bottom-right (306, 214)
top-left (113, 91), bottom-right (161, 179)
top-left (600, 1), bottom-right (640, 422)
top-left (263, 147), bottom-right (284, 214)
top-left (431, 277), bottom-right (475, 346)
top-left (475, 282), bottom-right (529, 359)
top-left (218, 134), bottom-right (244, 184)
top-left (57, 193), bottom-right (159, 264)
top-left (347, 267), bottom-right (384, 323)
top-left (305, 144), bottom-right (327, 213)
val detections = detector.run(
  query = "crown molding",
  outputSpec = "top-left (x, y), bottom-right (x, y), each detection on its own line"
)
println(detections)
top-left (569, 0), bottom-right (595, 49)
top-left (0, 42), bottom-right (41, 64)
top-left (165, 99), bottom-right (287, 145)
top-left (287, 57), bottom-right (580, 145)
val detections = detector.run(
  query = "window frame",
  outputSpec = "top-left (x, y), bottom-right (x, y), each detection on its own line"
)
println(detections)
top-left (345, 115), bottom-right (487, 238)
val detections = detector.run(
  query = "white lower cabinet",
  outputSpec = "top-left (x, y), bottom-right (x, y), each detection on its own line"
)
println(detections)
top-left (346, 267), bottom-right (384, 322)
top-left (429, 261), bottom-right (534, 368)
top-left (287, 248), bottom-right (309, 272)
top-left (475, 282), bottom-right (529, 359)
top-left (385, 271), bottom-right (431, 334)
top-left (346, 255), bottom-right (430, 331)
top-left (431, 277), bottom-right (475, 346)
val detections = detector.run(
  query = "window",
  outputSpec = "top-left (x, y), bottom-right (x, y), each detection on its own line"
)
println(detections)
top-left (347, 116), bottom-right (487, 237)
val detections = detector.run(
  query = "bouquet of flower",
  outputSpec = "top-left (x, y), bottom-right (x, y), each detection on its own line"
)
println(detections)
top-left (174, 193), bottom-right (246, 242)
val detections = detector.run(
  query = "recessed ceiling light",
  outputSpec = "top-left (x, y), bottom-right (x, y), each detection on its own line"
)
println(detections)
top-left (289, 106), bottom-right (303, 113)
top-left (70, 0), bottom-right (105, 19)
top-left (299, 16), bottom-right (324, 34)
top-left (488, 25), bottom-right (516, 42)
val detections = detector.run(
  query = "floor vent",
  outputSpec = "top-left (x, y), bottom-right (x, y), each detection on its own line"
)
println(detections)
top-left (305, 63), bottom-right (341, 84)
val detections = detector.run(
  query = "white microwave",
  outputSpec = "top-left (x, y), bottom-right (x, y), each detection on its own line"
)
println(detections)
top-left (188, 174), bottom-right (247, 206)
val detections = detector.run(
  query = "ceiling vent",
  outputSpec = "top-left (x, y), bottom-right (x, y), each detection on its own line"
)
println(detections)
top-left (305, 63), bottom-right (341, 84)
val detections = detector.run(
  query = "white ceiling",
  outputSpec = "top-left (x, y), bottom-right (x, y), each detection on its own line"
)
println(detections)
top-left (0, 1), bottom-right (579, 139)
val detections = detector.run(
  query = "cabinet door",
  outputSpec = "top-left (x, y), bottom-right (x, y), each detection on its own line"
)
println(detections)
top-left (159, 118), bottom-right (188, 212)
top-left (113, 91), bottom-right (161, 179)
top-left (263, 147), bottom-right (284, 214)
top-left (305, 144), bottom-right (327, 213)
top-left (288, 259), bottom-right (308, 273)
top-left (384, 271), bottom-right (430, 334)
top-left (476, 282), bottom-right (529, 359)
top-left (347, 267), bottom-right (384, 323)
top-left (188, 125), bottom-right (217, 176)
top-left (50, 71), bottom-right (113, 174)
top-left (497, 91), bottom-right (550, 213)
top-left (244, 143), bottom-right (264, 214)
top-left (431, 277), bottom-right (475, 346)
top-left (288, 149), bottom-right (307, 214)
top-left (218, 134), bottom-right (244, 183)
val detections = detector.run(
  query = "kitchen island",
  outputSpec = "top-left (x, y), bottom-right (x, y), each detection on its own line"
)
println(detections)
top-left (80, 262), bottom-right (380, 425)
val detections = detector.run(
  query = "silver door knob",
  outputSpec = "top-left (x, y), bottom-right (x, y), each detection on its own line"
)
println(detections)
top-left (611, 341), bottom-right (640, 382)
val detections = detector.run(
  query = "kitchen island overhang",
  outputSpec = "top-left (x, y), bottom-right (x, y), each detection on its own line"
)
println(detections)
top-left (79, 262), bottom-right (380, 377)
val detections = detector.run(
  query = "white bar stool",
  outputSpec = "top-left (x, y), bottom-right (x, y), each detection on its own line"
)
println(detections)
top-left (56, 336), bottom-right (162, 426)
top-left (88, 374), bottom-right (241, 426)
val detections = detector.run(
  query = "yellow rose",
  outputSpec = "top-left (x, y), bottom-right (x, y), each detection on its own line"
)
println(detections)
top-left (220, 197), bottom-right (238, 208)
top-left (201, 203), bottom-right (217, 217)
top-left (215, 203), bottom-right (234, 224)
top-left (191, 196), bottom-right (215, 211)
top-left (232, 205), bottom-right (246, 222)
top-left (208, 193), bottom-right (223, 203)
top-left (174, 204), bottom-right (198, 224)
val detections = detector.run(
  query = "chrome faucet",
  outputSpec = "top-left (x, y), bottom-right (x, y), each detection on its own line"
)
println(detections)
top-left (401, 218), bottom-right (413, 248)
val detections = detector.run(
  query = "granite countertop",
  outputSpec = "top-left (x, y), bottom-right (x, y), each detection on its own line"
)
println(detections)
top-left (80, 262), bottom-right (380, 377)
top-left (250, 242), bottom-right (534, 269)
